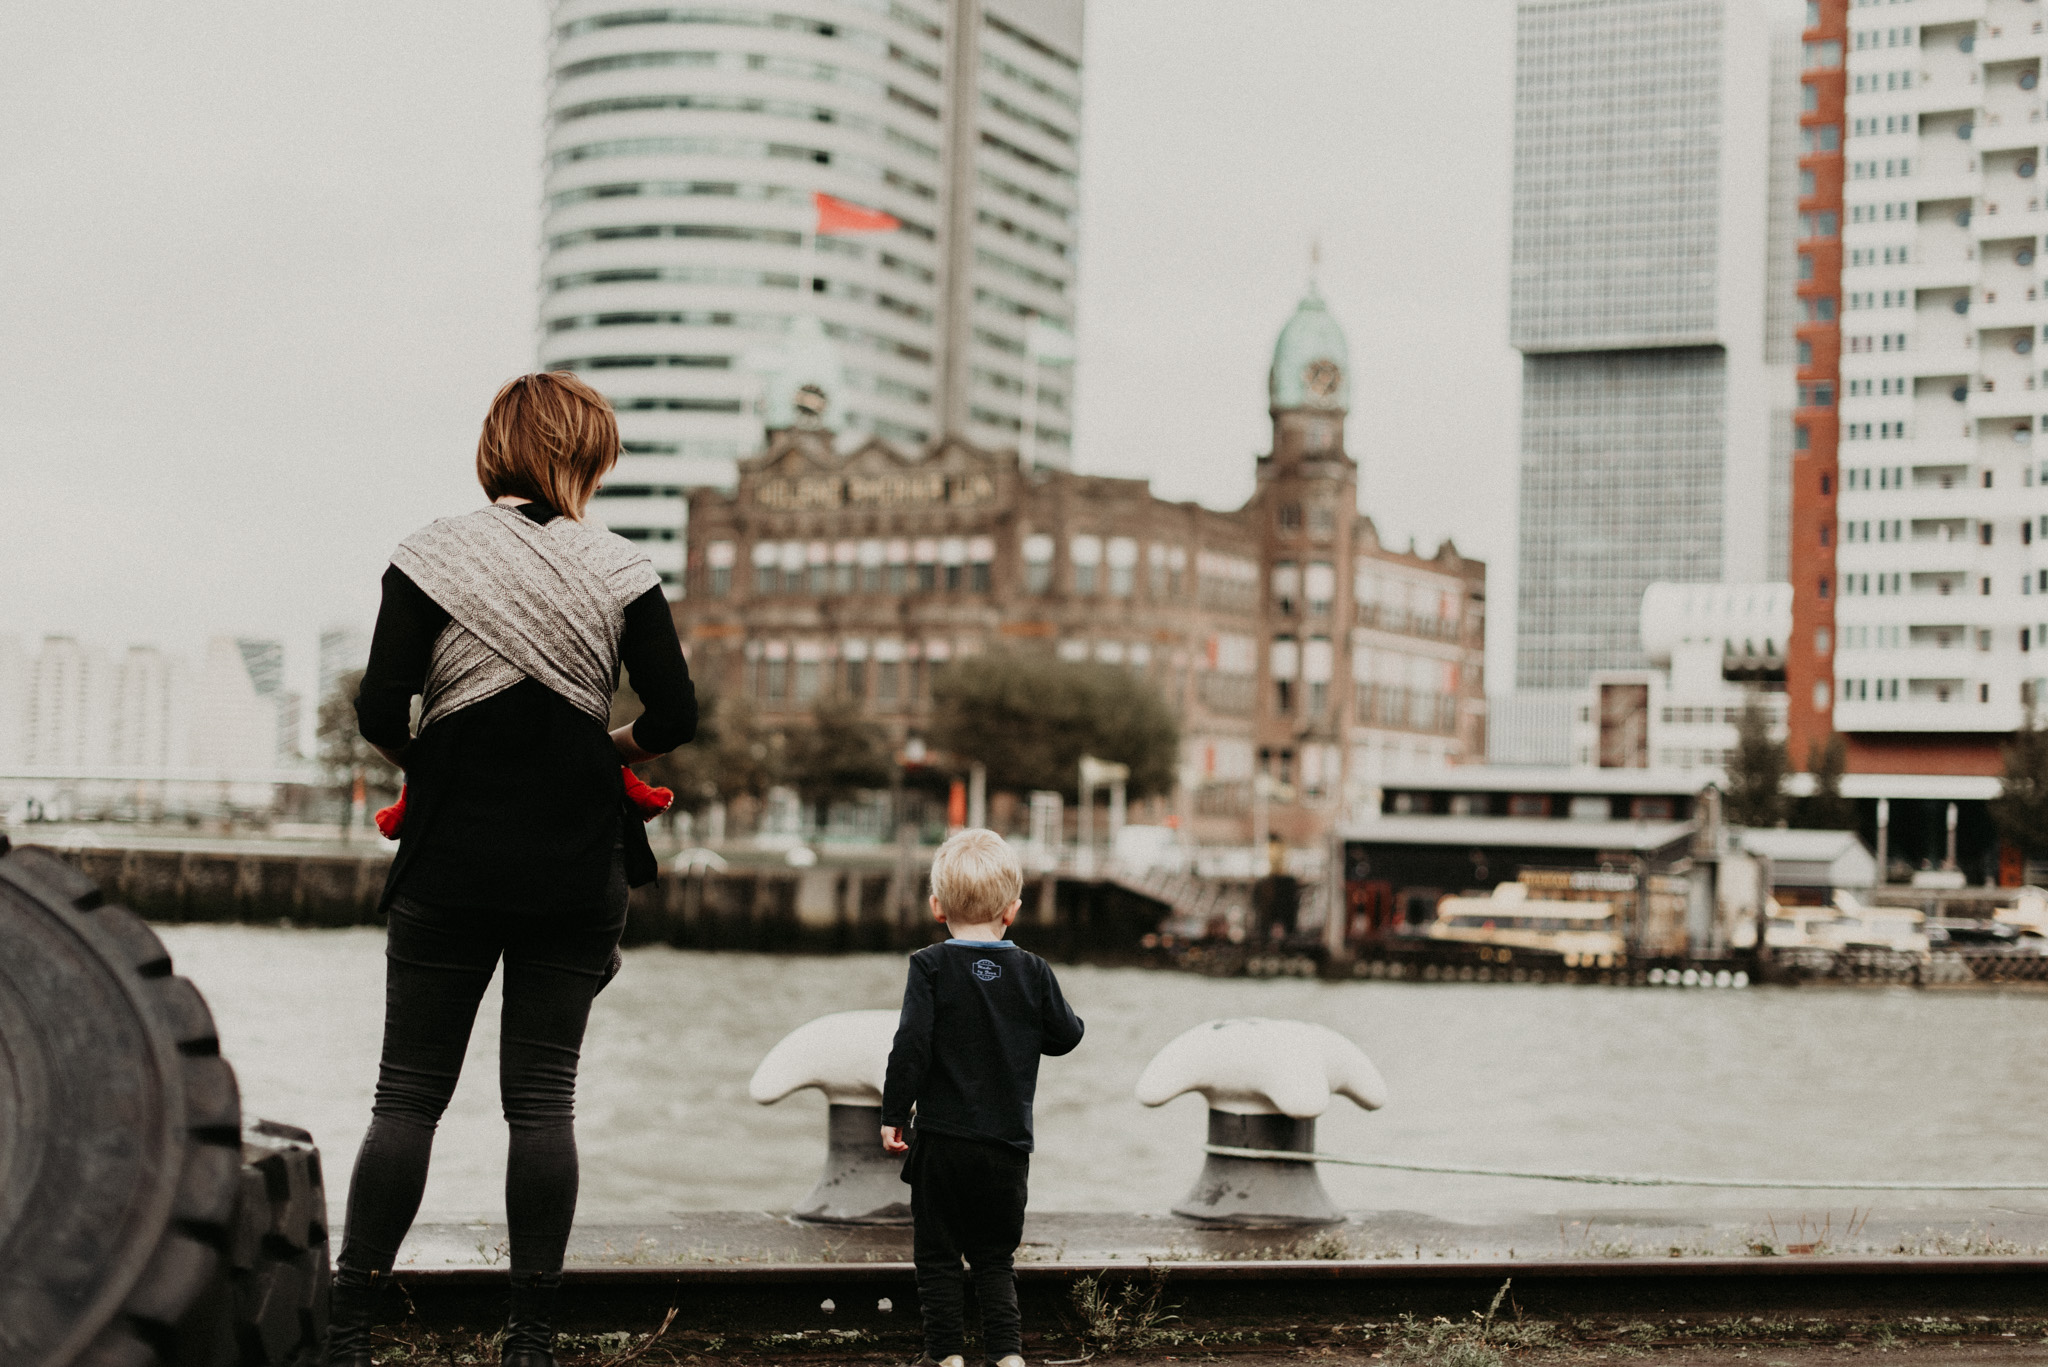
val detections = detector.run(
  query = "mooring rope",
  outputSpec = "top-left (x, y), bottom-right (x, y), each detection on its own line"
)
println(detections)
top-left (1203, 1145), bottom-right (2048, 1191)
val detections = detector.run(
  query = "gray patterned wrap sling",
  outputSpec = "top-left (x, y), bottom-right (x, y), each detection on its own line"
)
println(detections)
top-left (389, 504), bottom-right (661, 731)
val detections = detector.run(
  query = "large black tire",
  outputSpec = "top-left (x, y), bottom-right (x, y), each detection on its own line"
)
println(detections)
top-left (0, 839), bottom-right (331, 1367)
top-left (215, 1122), bottom-right (331, 1367)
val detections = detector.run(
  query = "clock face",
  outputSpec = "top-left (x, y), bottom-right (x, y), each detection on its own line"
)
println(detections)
top-left (1302, 359), bottom-right (1342, 403)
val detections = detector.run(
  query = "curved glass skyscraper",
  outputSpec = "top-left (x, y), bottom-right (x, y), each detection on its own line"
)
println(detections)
top-left (541, 0), bottom-right (1085, 590)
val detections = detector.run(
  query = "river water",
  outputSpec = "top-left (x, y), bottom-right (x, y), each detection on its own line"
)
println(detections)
top-left (156, 925), bottom-right (2048, 1226)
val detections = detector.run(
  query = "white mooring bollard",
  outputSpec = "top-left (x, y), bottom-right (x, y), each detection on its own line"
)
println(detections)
top-left (1136, 1017), bottom-right (1388, 1227)
top-left (749, 1009), bottom-right (909, 1224)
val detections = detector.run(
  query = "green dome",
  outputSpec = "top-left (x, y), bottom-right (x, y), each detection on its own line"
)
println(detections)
top-left (1268, 286), bottom-right (1350, 411)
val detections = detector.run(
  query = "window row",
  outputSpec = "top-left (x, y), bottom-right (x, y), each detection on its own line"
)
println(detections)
top-left (1848, 158), bottom-right (1911, 180)
top-left (550, 137), bottom-right (939, 203)
top-left (1838, 679), bottom-right (1998, 704)
top-left (1842, 519), bottom-right (1904, 541)
top-left (1848, 202), bottom-right (1912, 224)
top-left (1851, 26), bottom-right (1916, 49)
top-left (1798, 210), bottom-right (1840, 239)
top-left (552, 94), bottom-right (940, 164)
top-left (557, 47), bottom-right (885, 94)
top-left (1845, 289), bottom-right (1911, 310)
top-left (1661, 705), bottom-right (1751, 725)
top-left (1842, 421), bottom-right (1910, 439)
top-left (1849, 69), bottom-right (1914, 93)
top-left (545, 309), bottom-right (935, 361)
top-left (1845, 245), bottom-right (1910, 266)
top-left (711, 536), bottom-right (996, 595)
top-left (1842, 333), bottom-right (1909, 352)
top-left (977, 167), bottom-right (1073, 224)
top-left (746, 651), bottom-right (926, 708)
top-left (1850, 114), bottom-right (1918, 136)
top-left (554, 7), bottom-right (942, 78)
top-left (1844, 377), bottom-right (1909, 396)
top-left (1024, 535), bottom-right (1177, 597)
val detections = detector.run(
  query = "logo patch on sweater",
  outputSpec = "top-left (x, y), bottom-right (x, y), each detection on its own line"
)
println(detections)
top-left (972, 958), bottom-right (1002, 982)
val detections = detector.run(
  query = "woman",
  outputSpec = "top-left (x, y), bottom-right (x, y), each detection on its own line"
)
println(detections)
top-left (326, 372), bottom-right (695, 1367)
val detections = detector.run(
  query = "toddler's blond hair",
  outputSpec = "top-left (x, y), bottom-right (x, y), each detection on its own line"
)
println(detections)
top-left (929, 828), bottom-right (1023, 926)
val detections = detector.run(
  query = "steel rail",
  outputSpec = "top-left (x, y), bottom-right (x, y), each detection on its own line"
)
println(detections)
top-left (1204, 1144), bottom-right (2048, 1190)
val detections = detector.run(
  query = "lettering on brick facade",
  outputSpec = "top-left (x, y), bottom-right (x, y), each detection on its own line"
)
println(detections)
top-left (757, 470), bottom-right (997, 510)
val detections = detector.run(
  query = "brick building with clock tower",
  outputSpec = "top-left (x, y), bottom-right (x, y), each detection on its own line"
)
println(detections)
top-left (672, 288), bottom-right (1488, 849)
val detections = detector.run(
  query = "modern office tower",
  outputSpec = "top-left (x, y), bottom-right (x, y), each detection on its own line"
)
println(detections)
top-left (1510, 0), bottom-right (1793, 696)
top-left (540, 0), bottom-right (1085, 591)
top-left (1823, 1), bottom-right (2048, 777)
top-left (1786, 0), bottom-right (1847, 771)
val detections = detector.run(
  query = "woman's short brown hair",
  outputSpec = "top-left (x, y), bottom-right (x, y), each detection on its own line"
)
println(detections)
top-left (475, 371), bottom-right (620, 518)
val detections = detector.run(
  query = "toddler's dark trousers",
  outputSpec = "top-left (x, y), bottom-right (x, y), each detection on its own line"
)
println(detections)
top-left (336, 861), bottom-right (628, 1277)
top-left (909, 1130), bottom-right (1030, 1363)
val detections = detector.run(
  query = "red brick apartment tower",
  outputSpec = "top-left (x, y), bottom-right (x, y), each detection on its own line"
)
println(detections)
top-left (1787, 0), bottom-right (1846, 771)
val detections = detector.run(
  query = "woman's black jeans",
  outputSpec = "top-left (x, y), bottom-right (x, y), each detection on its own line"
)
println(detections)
top-left (337, 863), bottom-right (628, 1276)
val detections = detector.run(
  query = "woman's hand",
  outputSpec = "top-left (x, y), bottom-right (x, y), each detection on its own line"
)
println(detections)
top-left (610, 723), bottom-right (656, 764)
top-left (880, 1125), bottom-right (909, 1155)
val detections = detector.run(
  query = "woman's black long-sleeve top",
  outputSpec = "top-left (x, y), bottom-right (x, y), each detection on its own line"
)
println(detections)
top-left (354, 501), bottom-right (695, 913)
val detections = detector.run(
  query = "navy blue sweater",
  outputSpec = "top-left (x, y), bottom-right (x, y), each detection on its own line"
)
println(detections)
top-left (881, 939), bottom-right (1084, 1153)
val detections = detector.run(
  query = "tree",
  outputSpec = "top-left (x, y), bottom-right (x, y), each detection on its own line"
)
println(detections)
top-left (1724, 694), bottom-right (1787, 828)
top-left (1991, 710), bottom-right (2048, 857)
top-left (709, 694), bottom-right (784, 806)
top-left (315, 669), bottom-right (399, 813)
top-left (1790, 732), bottom-right (1855, 830)
top-left (928, 649), bottom-right (1180, 799)
top-left (784, 696), bottom-right (893, 826)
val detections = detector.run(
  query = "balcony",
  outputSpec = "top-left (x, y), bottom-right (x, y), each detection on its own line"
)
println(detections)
top-left (1835, 696), bottom-right (2024, 731)
top-left (1976, 202), bottom-right (2048, 238)
top-left (1971, 294), bottom-right (2045, 330)
top-left (1979, 124), bottom-right (2046, 155)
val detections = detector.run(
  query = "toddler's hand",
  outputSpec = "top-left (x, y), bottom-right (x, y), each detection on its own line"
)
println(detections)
top-left (880, 1125), bottom-right (909, 1154)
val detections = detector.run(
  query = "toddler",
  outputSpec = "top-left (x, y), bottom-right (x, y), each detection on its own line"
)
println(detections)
top-left (881, 828), bottom-right (1085, 1367)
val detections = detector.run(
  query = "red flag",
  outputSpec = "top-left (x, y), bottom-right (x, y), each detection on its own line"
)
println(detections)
top-left (814, 191), bottom-right (899, 235)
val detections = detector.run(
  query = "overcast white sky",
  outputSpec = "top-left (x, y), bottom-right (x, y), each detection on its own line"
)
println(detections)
top-left (0, 1), bottom-right (1523, 705)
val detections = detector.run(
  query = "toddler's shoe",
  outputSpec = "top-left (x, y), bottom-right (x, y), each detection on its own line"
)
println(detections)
top-left (994, 1357), bottom-right (1027, 1367)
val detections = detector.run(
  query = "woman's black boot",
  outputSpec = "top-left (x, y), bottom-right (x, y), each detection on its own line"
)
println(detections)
top-left (324, 1266), bottom-right (382, 1367)
top-left (502, 1270), bottom-right (563, 1367)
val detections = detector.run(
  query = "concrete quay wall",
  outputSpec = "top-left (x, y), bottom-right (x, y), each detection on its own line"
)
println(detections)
top-left (34, 843), bottom-right (1173, 957)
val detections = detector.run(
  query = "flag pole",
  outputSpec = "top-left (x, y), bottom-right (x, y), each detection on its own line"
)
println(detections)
top-left (1023, 312), bottom-right (1040, 470)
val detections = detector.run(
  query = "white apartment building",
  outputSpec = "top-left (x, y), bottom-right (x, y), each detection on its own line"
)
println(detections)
top-left (1835, 0), bottom-right (2048, 751)
top-left (540, 0), bottom-right (1085, 590)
